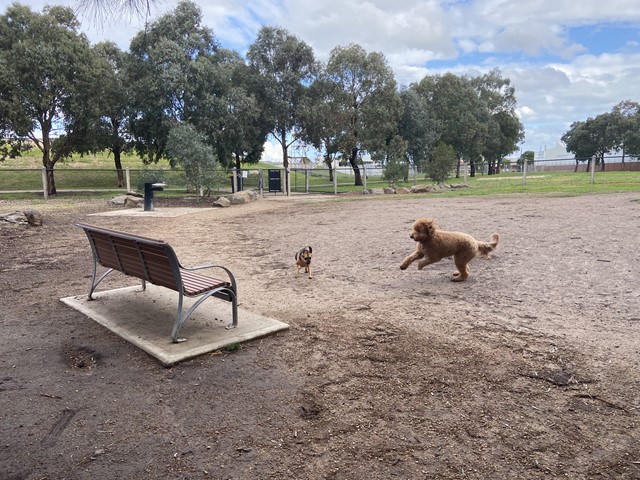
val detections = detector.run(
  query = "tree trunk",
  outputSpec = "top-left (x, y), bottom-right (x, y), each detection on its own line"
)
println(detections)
top-left (114, 144), bottom-right (125, 188)
top-left (41, 135), bottom-right (57, 196)
top-left (324, 156), bottom-right (334, 182)
top-left (349, 147), bottom-right (362, 186)
top-left (469, 158), bottom-right (476, 177)
top-left (45, 161), bottom-right (57, 195)
top-left (280, 130), bottom-right (290, 195)
top-left (455, 157), bottom-right (461, 178)
top-left (600, 154), bottom-right (606, 171)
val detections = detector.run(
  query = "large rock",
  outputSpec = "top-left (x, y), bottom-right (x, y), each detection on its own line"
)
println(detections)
top-left (22, 210), bottom-right (43, 226)
top-left (226, 189), bottom-right (259, 205)
top-left (0, 210), bottom-right (43, 226)
top-left (111, 194), bottom-right (143, 208)
top-left (395, 187), bottom-right (410, 194)
top-left (226, 192), bottom-right (247, 205)
top-left (410, 184), bottom-right (430, 193)
top-left (383, 187), bottom-right (395, 194)
top-left (213, 197), bottom-right (231, 208)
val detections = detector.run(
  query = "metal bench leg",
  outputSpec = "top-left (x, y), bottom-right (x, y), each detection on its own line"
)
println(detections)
top-left (88, 255), bottom-right (113, 300)
top-left (170, 288), bottom-right (238, 343)
top-left (225, 291), bottom-right (238, 330)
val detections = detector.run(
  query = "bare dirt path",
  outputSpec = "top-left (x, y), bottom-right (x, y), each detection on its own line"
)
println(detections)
top-left (1, 192), bottom-right (639, 479)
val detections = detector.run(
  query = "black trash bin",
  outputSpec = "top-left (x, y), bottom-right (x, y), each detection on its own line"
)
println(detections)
top-left (268, 169), bottom-right (282, 193)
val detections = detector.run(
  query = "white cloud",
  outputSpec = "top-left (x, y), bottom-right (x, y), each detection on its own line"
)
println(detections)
top-left (261, 140), bottom-right (283, 164)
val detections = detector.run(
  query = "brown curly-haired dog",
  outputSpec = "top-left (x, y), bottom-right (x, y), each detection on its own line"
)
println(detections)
top-left (400, 219), bottom-right (499, 281)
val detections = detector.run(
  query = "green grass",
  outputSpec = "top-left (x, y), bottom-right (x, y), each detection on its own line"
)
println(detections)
top-left (1, 150), bottom-right (639, 199)
top-left (0, 148), bottom-right (172, 169)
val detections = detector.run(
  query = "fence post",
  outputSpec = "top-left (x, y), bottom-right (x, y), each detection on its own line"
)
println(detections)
top-left (522, 156), bottom-right (528, 186)
top-left (590, 155), bottom-right (596, 184)
top-left (305, 169), bottom-right (309, 193)
top-left (258, 169), bottom-right (264, 196)
top-left (286, 167), bottom-right (291, 196)
top-left (362, 162), bottom-right (367, 192)
top-left (41, 167), bottom-right (48, 201)
top-left (333, 160), bottom-right (337, 194)
top-left (125, 167), bottom-right (131, 192)
top-left (413, 164), bottom-right (417, 185)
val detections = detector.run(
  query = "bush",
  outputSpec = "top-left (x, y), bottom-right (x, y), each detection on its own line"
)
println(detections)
top-left (426, 144), bottom-right (457, 184)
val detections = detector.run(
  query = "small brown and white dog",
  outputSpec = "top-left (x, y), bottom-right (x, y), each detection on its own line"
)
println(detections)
top-left (295, 246), bottom-right (313, 279)
top-left (400, 219), bottom-right (499, 281)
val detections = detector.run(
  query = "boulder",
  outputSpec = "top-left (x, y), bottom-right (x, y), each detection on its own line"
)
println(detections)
top-left (410, 184), bottom-right (430, 193)
top-left (22, 210), bottom-right (43, 226)
top-left (370, 188), bottom-right (385, 195)
top-left (395, 187), bottom-right (410, 194)
top-left (213, 197), bottom-right (231, 208)
top-left (0, 210), bottom-right (43, 227)
top-left (124, 196), bottom-right (144, 208)
top-left (383, 187), bottom-right (395, 194)
top-left (111, 194), bottom-right (143, 208)
top-left (226, 192), bottom-right (247, 205)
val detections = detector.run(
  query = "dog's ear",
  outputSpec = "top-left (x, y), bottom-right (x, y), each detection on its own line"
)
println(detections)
top-left (425, 219), bottom-right (436, 235)
top-left (308, 246), bottom-right (312, 254)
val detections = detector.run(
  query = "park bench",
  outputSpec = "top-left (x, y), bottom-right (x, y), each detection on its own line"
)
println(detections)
top-left (75, 223), bottom-right (238, 343)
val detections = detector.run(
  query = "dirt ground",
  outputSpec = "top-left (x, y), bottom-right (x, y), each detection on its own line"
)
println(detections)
top-left (1, 191), bottom-right (639, 480)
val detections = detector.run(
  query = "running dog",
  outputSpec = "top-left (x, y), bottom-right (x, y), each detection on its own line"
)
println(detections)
top-left (295, 246), bottom-right (313, 279)
top-left (400, 219), bottom-right (499, 281)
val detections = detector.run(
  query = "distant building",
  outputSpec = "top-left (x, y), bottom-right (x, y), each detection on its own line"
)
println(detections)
top-left (535, 142), bottom-right (639, 171)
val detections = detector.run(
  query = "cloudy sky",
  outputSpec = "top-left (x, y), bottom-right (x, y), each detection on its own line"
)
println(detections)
top-left (6, 0), bottom-right (640, 160)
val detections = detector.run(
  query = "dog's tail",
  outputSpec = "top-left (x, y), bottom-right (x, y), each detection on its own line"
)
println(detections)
top-left (478, 233), bottom-right (499, 256)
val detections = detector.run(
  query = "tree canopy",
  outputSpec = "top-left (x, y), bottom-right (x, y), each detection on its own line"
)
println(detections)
top-left (247, 26), bottom-right (318, 193)
top-left (321, 44), bottom-right (401, 186)
top-left (0, 3), bottom-right (100, 194)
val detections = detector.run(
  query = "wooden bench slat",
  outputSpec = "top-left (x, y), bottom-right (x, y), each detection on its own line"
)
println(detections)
top-left (180, 269), bottom-right (230, 296)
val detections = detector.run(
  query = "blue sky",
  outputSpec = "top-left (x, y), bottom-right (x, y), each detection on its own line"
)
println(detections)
top-left (4, 0), bottom-right (640, 162)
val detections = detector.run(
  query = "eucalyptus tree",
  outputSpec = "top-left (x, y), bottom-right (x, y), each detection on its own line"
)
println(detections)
top-left (322, 44), bottom-right (402, 186)
top-left (126, 0), bottom-right (233, 164)
top-left (398, 87), bottom-right (440, 177)
top-left (92, 42), bottom-right (132, 187)
top-left (0, 3), bottom-right (100, 194)
top-left (561, 121), bottom-right (594, 171)
top-left (214, 59), bottom-right (269, 177)
top-left (247, 26), bottom-right (318, 194)
top-left (562, 114), bottom-right (616, 171)
top-left (472, 69), bottom-right (524, 174)
top-left (610, 100), bottom-right (640, 161)
top-left (298, 70), bottom-right (342, 181)
top-left (415, 73), bottom-right (486, 177)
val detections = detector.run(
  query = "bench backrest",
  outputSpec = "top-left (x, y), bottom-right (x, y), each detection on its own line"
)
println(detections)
top-left (76, 223), bottom-right (182, 292)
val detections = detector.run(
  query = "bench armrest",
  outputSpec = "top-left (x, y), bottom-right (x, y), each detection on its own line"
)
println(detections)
top-left (182, 264), bottom-right (237, 291)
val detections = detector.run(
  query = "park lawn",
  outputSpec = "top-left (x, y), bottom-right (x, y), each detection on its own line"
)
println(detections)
top-left (1, 149), bottom-right (639, 197)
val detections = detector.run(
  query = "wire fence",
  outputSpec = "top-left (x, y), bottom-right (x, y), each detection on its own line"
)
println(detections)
top-left (1, 157), bottom-right (639, 198)
top-left (0, 165), bottom-right (405, 197)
